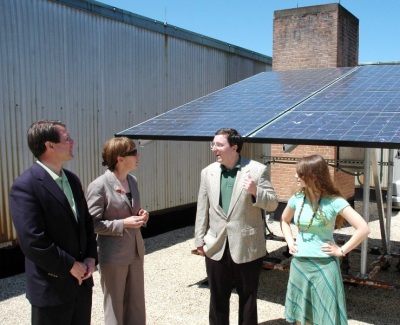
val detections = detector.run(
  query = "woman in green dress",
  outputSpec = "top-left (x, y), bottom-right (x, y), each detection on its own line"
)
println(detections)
top-left (281, 154), bottom-right (370, 325)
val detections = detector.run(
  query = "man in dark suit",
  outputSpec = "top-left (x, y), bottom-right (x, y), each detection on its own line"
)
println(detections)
top-left (9, 120), bottom-right (97, 325)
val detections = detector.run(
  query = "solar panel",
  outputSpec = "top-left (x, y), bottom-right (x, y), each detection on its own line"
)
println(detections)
top-left (117, 67), bottom-right (354, 140)
top-left (250, 65), bottom-right (400, 148)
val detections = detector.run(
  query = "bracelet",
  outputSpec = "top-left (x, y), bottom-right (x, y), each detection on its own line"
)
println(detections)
top-left (340, 248), bottom-right (346, 256)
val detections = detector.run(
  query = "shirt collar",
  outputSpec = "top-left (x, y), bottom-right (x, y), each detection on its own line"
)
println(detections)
top-left (36, 160), bottom-right (67, 182)
top-left (220, 156), bottom-right (242, 172)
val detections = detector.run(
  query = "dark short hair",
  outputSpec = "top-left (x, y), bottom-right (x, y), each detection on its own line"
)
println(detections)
top-left (102, 137), bottom-right (136, 171)
top-left (214, 128), bottom-right (243, 153)
top-left (27, 120), bottom-right (66, 158)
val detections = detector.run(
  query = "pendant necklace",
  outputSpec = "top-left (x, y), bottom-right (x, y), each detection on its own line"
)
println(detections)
top-left (296, 195), bottom-right (322, 232)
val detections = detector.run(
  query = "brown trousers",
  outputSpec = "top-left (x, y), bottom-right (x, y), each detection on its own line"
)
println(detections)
top-left (99, 260), bottom-right (146, 325)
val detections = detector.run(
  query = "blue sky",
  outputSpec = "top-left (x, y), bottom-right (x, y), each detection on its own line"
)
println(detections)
top-left (97, 0), bottom-right (399, 64)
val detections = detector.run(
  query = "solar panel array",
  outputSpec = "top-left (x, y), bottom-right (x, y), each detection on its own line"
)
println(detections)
top-left (252, 65), bottom-right (400, 148)
top-left (117, 67), bottom-right (354, 139)
top-left (117, 65), bottom-right (400, 148)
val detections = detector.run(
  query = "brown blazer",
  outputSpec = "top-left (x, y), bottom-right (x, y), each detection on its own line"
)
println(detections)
top-left (86, 169), bottom-right (145, 264)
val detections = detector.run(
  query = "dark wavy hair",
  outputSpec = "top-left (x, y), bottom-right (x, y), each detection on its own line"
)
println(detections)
top-left (214, 128), bottom-right (243, 153)
top-left (27, 120), bottom-right (65, 158)
top-left (296, 154), bottom-right (345, 228)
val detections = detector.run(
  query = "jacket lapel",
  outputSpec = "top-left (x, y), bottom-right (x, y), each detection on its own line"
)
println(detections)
top-left (66, 172), bottom-right (83, 225)
top-left (209, 164), bottom-right (225, 216)
top-left (226, 158), bottom-right (250, 218)
top-left (33, 164), bottom-right (77, 222)
top-left (105, 170), bottom-right (134, 213)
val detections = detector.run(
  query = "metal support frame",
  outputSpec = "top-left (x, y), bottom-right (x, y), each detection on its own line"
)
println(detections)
top-left (371, 149), bottom-right (387, 255)
top-left (386, 149), bottom-right (394, 252)
top-left (360, 148), bottom-right (371, 275)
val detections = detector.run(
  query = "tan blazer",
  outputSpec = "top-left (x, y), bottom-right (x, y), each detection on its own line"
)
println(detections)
top-left (194, 158), bottom-right (278, 264)
top-left (86, 169), bottom-right (145, 264)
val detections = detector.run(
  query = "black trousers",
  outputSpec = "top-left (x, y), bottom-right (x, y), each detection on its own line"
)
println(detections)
top-left (205, 242), bottom-right (264, 325)
top-left (31, 284), bottom-right (92, 325)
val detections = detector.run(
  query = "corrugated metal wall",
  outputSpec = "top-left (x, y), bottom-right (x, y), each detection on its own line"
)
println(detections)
top-left (0, 0), bottom-right (271, 243)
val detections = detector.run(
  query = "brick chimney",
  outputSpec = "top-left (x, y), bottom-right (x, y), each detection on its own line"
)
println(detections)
top-left (273, 3), bottom-right (359, 70)
top-left (270, 3), bottom-right (359, 201)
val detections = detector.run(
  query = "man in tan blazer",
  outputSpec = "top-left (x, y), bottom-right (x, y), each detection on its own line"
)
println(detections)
top-left (195, 128), bottom-right (278, 325)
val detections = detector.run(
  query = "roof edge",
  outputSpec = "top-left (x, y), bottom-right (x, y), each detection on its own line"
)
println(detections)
top-left (50, 0), bottom-right (272, 64)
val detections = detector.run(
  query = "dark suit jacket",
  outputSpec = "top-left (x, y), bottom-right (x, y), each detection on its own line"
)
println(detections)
top-left (9, 163), bottom-right (97, 307)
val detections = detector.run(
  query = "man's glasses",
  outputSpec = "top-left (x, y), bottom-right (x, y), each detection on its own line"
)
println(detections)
top-left (210, 142), bottom-right (225, 149)
top-left (63, 136), bottom-right (74, 143)
top-left (122, 149), bottom-right (138, 157)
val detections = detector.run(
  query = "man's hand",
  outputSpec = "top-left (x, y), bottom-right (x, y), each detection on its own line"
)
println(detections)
top-left (70, 261), bottom-right (88, 285)
top-left (197, 246), bottom-right (205, 257)
top-left (243, 174), bottom-right (257, 196)
top-left (81, 258), bottom-right (96, 281)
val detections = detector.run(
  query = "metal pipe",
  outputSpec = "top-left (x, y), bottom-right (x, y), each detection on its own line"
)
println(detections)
top-left (361, 149), bottom-right (371, 275)
top-left (386, 149), bottom-right (394, 252)
top-left (371, 149), bottom-right (388, 254)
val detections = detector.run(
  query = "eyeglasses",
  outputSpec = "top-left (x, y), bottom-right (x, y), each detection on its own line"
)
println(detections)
top-left (122, 149), bottom-right (138, 157)
top-left (61, 136), bottom-right (74, 143)
top-left (210, 142), bottom-right (225, 149)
